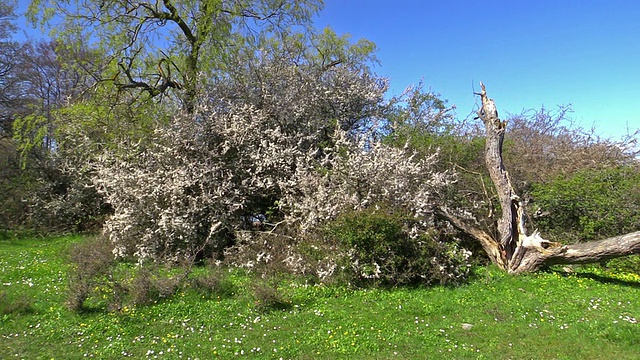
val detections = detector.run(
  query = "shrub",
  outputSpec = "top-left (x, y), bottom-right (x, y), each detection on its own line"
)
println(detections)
top-left (129, 266), bottom-right (182, 306)
top-left (223, 227), bottom-right (345, 284)
top-left (190, 267), bottom-right (237, 299)
top-left (603, 255), bottom-right (640, 275)
top-left (26, 170), bottom-right (110, 234)
top-left (93, 62), bottom-right (387, 263)
top-left (327, 206), bottom-right (471, 286)
top-left (0, 139), bottom-right (30, 230)
top-left (276, 129), bottom-right (471, 286)
top-left (530, 165), bottom-right (640, 243)
top-left (88, 61), bottom-right (473, 287)
top-left (66, 236), bottom-right (116, 311)
top-left (251, 279), bottom-right (292, 312)
top-left (67, 236), bottom-right (185, 311)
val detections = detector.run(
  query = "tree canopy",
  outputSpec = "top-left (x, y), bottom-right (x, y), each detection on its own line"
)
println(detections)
top-left (28, 0), bottom-right (324, 112)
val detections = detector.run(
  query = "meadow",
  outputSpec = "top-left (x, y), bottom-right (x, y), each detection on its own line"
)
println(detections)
top-left (2, 235), bottom-right (639, 359)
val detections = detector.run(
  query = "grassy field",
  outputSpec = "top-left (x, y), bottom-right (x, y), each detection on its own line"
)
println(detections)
top-left (1, 236), bottom-right (640, 359)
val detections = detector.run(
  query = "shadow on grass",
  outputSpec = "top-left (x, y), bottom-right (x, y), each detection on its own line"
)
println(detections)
top-left (551, 269), bottom-right (640, 289)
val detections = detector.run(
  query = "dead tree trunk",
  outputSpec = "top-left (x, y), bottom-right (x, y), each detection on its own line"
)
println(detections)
top-left (437, 82), bottom-right (640, 273)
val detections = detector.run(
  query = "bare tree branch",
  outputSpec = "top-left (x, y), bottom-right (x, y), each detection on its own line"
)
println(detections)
top-left (436, 82), bottom-right (640, 273)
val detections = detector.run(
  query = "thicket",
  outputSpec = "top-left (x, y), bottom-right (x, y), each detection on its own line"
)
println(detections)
top-left (531, 165), bottom-right (640, 243)
top-left (327, 206), bottom-right (471, 286)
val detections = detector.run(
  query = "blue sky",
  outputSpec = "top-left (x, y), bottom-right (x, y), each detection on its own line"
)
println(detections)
top-left (315, 0), bottom-right (640, 140)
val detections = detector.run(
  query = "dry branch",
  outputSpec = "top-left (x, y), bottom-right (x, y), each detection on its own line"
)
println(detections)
top-left (439, 82), bottom-right (640, 273)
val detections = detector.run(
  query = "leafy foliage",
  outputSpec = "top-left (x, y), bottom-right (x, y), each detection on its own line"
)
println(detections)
top-left (28, 0), bottom-right (323, 111)
top-left (327, 206), bottom-right (471, 286)
top-left (530, 165), bottom-right (640, 243)
top-left (0, 139), bottom-right (29, 229)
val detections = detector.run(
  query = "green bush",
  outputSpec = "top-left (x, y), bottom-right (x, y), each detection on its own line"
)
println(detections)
top-left (531, 165), bottom-right (640, 243)
top-left (603, 255), bottom-right (640, 275)
top-left (326, 205), bottom-right (471, 287)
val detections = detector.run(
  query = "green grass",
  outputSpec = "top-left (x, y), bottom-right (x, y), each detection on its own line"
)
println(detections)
top-left (2, 236), bottom-right (640, 359)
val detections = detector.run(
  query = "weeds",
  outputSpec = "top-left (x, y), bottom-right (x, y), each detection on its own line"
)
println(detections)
top-left (66, 235), bottom-right (116, 311)
top-left (251, 279), bottom-right (292, 313)
top-left (190, 267), bottom-right (237, 299)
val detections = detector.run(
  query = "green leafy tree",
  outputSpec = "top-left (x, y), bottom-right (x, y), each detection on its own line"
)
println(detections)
top-left (28, 0), bottom-right (323, 113)
top-left (7, 40), bottom-right (115, 233)
top-left (12, 41), bottom-right (96, 156)
top-left (0, 1), bottom-right (33, 230)
top-left (0, 0), bottom-right (22, 137)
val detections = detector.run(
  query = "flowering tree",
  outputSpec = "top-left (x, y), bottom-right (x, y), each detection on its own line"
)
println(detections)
top-left (92, 49), bottom-right (473, 283)
top-left (93, 53), bottom-right (387, 260)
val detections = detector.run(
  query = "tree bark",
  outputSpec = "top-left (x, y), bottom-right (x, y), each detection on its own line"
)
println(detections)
top-left (475, 82), bottom-right (526, 263)
top-left (437, 82), bottom-right (640, 273)
top-left (510, 230), bottom-right (640, 272)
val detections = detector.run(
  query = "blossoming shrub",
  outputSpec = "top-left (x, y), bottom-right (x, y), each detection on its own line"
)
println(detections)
top-left (276, 132), bottom-right (472, 285)
top-left (94, 105), bottom-right (296, 261)
top-left (218, 128), bottom-right (473, 285)
top-left (94, 59), bottom-right (387, 263)
top-left (282, 131), bottom-right (448, 231)
top-left (91, 55), bottom-right (473, 285)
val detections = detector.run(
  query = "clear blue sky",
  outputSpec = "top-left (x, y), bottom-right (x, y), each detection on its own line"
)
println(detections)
top-left (315, 0), bottom-right (640, 140)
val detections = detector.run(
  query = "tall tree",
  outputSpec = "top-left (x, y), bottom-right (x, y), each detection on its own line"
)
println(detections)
top-left (0, 0), bottom-right (23, 137)
top-left (5, 39), bottom-right (110, 233)
top-left (0, 0), bottom-right (34, 229)
top-left (28, 0), bottom-right (323, 113)
top-left (13, 41), bottom-right (98, 154)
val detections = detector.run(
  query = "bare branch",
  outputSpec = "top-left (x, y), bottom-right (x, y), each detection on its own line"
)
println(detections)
top-left (434, 207), bottom-right (505, 268)
top-left (443, 82), bottom-right (640, 273)
top-left (509, 231), bottom-right (640, 273)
